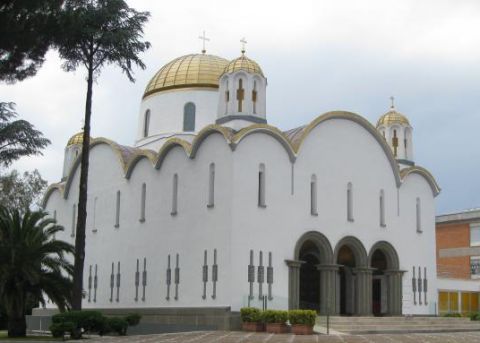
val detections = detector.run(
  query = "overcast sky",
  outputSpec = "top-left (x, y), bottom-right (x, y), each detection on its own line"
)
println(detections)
top-left (1, 0), bottom-right (479, 215)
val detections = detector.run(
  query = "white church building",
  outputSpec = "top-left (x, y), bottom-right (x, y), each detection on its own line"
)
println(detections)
top-left (42, 46), bottom-right (441, 328)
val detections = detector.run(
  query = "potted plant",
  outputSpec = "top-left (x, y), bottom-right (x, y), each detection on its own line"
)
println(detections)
top-left (289, 310), bottom-right (316, 335)
top-left (263, 310), bottom-right (288, 334)
top-left (240, 308), bottom-right (263, 332)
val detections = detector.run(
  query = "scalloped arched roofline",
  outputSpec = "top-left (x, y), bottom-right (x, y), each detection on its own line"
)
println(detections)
top-left (400, 165), bottom-right (441, 197)
top-left (42, 183), bottom-right (65, 208)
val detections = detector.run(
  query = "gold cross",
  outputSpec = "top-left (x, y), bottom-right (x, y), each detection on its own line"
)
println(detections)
top-left (390, 96), bottom-right (395, 109)
top-left (240, 37), bottom-right (247, 54)
top-left (199, 31), bottom-right (210, 54)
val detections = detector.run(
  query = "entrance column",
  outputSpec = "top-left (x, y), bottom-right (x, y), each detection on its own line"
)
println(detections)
top-left (354, 267), bottom-right (374, 316)
top-left (285, 260), bottom-right (304, 310)
top-left (316, 264), bottom-right (339, 315)
top-left (385, 270), bottom-right (404, 315)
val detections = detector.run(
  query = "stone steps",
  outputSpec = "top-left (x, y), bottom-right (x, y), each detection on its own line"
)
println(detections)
top-left (315, 316), bottom-right (480, 334)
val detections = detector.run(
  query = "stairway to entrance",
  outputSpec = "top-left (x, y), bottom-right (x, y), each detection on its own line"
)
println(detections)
top-left (316, 316), bottom-right (480, 334)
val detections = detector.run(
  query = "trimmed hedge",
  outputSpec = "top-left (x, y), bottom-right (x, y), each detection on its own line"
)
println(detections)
top-left (240, 308), bottom-right (261, 323)
top-left (262, 310), bottom-right (288, 324)
top-left (288, 310), bottom-right (316, 326)
top-left (442, 312), bottom-right (461, 318)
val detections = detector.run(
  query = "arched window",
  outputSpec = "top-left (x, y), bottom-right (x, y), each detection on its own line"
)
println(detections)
top-left (392, 129), bottom-right (399, 157)
top-left (114, 191), bottom-right (120, 228)
top-left (93, 197), bottom-right (98, 232)
top-left (347, 182), bottom-right (354, 222)
top-left (416, 197), bottom-right (422, 233)
top-left (71, 205), bottom-right (76, 237)
top-left (237, 78), bottom-right (244, 112)
top-left (207, 163), bottom-right (215, 208)
top-left (252, 80), bottom-right (257, 114)
top-left (171, 174), bottom-right (178, 215)
top-left (310, 174), bottom-right (318, 216)
top-left (225, 80), bottom-right (229, 114)
top-left (140, 183), bottom-right (146, 222)
top-left (143, 109), bottom-right (150, 137)
top-left (258, 164), bottom-right (266, 207)
top-left (183, 103), bottom-right (195, 132)
top-left (380, 189), bottom-right (386, 227)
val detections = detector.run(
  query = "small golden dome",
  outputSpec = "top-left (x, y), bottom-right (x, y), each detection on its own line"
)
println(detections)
top-left (67, 132), bottom-right (85, 147)
top-left (377, 108), bottom-right (410, 127)
top-left (143, 54), bottom-right (229, 98)
top-left (224, 54), bottom-right (264, 77)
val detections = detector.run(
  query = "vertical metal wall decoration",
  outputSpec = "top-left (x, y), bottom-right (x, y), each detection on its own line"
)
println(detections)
top-left (134, 259), bottom-right (140, 302)
top-left (174, 254), bottom-right (179, 300)
top-left (93, 264), bottom-right (98, 303)
top-left (412, 266), bottom-right (416, 305)
top-left (88, 265), bottom-right (92, 302)
top-left (142, 257), bottom-right (147, 302)
top-left (248, 250), bottom-right (255, 300)
top-left (202, 250), bottom-right (208, 299)
top-left (110, 262), bottom-right (114, 302)
top-left (424, 267), bottom-right (428, 305)
top-left (417, 266), bottom-right (422, 305)
top-left (166, 254), bottom-right (171, 300)
top-left (116, 261), bottom-right (121, 302)
top-left (258, 251), bottom-right (264, 300)
top-left (212, 249), bottom-right (218, 299)
top-left (267, 252), bottom-right (273, 300)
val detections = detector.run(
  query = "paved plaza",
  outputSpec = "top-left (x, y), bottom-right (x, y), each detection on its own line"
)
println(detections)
top-left (85, 331), bottom-right (480, 343)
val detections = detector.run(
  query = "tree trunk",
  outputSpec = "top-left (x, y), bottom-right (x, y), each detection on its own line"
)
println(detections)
top-left (8, 316), bottom-right (26, 338)
top-left (71, 59), bottom-right (94, 310)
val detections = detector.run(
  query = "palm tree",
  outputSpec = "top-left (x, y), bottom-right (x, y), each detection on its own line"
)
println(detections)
top-left (0, 206), bottom-right (74, 338)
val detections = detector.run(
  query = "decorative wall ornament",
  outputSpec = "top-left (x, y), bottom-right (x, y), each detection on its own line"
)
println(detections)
top-left (116, 261), bottom-right (121, 302)
top-left (88, 265), bottom-right (92, 302)
top-left (248, 250), bottom-right (255, 300)
top-left (267, 252), bottom-right (273, 300)
top-left (412, 266), bottom-right (416, 305)
top-left (424, 267), bottom-right (428, 305)
top-left (212, 249), bottom-right (218, 299)
top-left (142, 257), bottom-right (147, 302)
top-left (110, 262), bottom-right (114, 302)
top-left (93, 264), bottom-right (98, 303)
top-left (258, 251), bottom-right (264, 300)
top-left (174, 254), bottom-right (179, 300)
top-left (134, 259), bottom-right (140, 302)
top-left (202, 250), bottom-right (208, 299)
top-left (417, 266), bottom-right (422, 305)
top-left (166, 254), bottom-right (171, 300)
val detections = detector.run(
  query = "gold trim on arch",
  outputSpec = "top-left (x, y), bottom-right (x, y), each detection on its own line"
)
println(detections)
top-left (400, 166), bottom-right (441, 196)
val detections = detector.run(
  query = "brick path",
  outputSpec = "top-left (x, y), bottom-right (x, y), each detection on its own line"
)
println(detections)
top-left (88, 331), bottom-right (480, 343)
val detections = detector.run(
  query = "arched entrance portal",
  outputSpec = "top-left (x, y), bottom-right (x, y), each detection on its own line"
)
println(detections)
top-left (299, 241), bottom-right (320, 311)
top-left (337, 245), bottom-right (357, 315)
top-left (368, 241), bottom-right (403, 316)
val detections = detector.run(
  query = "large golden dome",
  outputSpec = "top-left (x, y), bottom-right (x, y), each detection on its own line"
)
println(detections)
top-left (224, 54), bottom-right (264, 77)
top-left (377, 108), bottom-right (410, 127)
top-left (67, 132), bottom-right (86, 147)
top-left (143, 54), bottom-right (229, 98)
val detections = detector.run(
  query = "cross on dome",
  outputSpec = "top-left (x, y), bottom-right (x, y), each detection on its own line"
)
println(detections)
top-left (240, 37), bottom-right (247, 54)
top-left (390, 96), bottom-right (395, 109)
top-left (198, 30), bottom-right (210, 54)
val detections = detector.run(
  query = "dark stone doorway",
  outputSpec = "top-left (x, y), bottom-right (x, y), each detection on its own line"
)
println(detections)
top-left (371, 249), bottom-right (388, 316)
top-left (299, 241), bottom-right (320, 311)
top-left (337, 245), bottom-right (356, 315)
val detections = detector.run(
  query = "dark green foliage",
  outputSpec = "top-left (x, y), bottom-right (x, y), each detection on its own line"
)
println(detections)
top-left (261, 310), bottom-right (288, 324)
top-left (240, 308), bottom-right (261, 323)
top-left (288, 310), bottom-right (316, 326)
top-left (0, 102), bottom-right (50, 168)
top-left (49, 321), bottom-right (74, 338)
top-left (0, 169), bottom-right (48, 212)
top-left (107, 317), bottom-right (128, 336)
top-left (0, 207), bottom-right (74, 337)
top-left (0, 0), bottom-right (63, 82)
top-left (443, 312), bottom-right (462, 317)
top-left (468, 312), bottom-right (480, 321)
top-left (53, 0), bottom-right (150, 310)
top-left (125, 313), bottom-right (141, 326)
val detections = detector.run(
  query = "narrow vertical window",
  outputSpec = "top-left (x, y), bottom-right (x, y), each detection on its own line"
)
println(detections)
top-left (140, 183), bottom-right (146, 222)
top-left (380, 189), bottom-right (386, 227)
top-left (183, 102), bottom-right (195, 132)
top-left (143, 109), bottom-right (150, 137)
top-left (310, 174), bottom-right (318, 216)
top-left (258, 164), bottom-right (266, 207)
top-left (114, 191), bottom-right (120, 228)
top-left (225, 80), bottom-right (229, 114)
top-left (392, 129), bottom-right (398, 157)
top-left (416, 197), bottom-right (422, 232)
top-left (171, 174), bottom-right (178, 216)
top-left (252, 81), bottom-right (257, 114)
top-left (237, 78), bottom-right (244, 112)
top-left (71, 204), bottom-right (76, 237)
top-left (92, 197), bottom-right (98, 232)
top-left (347, 182), bottom-right (354, 222)
top-left (207, 163), bottom-right (215, 208)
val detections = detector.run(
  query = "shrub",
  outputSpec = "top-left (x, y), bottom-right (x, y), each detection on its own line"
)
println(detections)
top-left (240, 308), bottom-right (261, 323)
top-left (125, 313), bottom-right (142, 326)
top-left (288, 310), bottom-right (316, 326)
top-left (107, 317), bottom-right (128, 336)
top-left (49, 321), bottom-right (75, 338)
top-left (262, 310), bottom-right (288, 324)
top-left (443, 312), bottom-right (461, 317)
top-left (468, 312), bottom-right (480, 321)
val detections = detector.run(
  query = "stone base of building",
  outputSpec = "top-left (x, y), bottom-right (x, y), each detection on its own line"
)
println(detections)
top-left (28, 307), bottom-right (241, 334)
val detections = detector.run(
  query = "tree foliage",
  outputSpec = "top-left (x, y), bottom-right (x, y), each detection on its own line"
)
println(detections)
top-left (0, 102), bottom-right (50, 168)
top-left (54, 0), bottom-right (150, 310)
top-left (0, 207), bottom-right (74, 337)
top-left (0, 0), bottom-right (63, 83)
top-left (0, 169), bottom-right (48, 212)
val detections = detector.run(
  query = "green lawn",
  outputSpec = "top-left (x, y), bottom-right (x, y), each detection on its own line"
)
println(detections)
top-left (0, 331), bottom-right (61, 341)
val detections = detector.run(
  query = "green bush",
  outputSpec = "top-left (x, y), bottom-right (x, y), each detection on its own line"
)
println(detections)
top-left (125, 313), bottom-right (142, 326)
top-left (240, 308), bottom-right (261, 323)
top-left (288, 310), bottom-right (316, 326)
top-left (262, 310), bottom-right (288, 324)
top-left (107, 317), bottom-right (128, 336)
top-left (468, 312), bottom-right (480, 321)
top-left (49, 321), bottom-right (75, 338)
top-left (443, 312), bottom-right (461, 317)
top-left (52, 310), bottom-right (107, 338)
